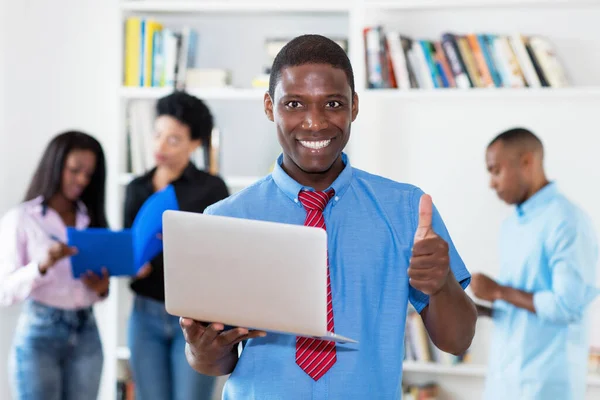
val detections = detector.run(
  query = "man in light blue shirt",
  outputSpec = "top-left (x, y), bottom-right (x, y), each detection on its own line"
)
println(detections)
top-left (472, 127), bottom-right (599, 400)
top-left (179, 34), bottom-right (477, 399)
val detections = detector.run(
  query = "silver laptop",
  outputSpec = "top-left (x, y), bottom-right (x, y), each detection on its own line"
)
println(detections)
top-left (162, 210), bottom-right (357, 344)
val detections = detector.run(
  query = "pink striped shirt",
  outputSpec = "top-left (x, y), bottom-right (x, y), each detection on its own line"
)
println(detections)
top-left (0, 196), bottom-right (104, 309)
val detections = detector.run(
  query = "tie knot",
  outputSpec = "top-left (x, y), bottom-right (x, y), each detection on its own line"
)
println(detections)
top-left (298, 189), bottom-right (335, 212)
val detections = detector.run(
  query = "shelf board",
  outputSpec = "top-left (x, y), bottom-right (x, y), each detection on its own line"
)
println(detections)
top-left (365, 0), bottom-right (599, 10)
top-left (118, 173), bottom-right (261, 188)
top-left (118, 173), bottom-right (134, 186)
top-left (589, 374), bottom-right (600, 386)
top-left (403, 362), bottom-right (600, 386)
top-left (111, 351), bottom-right (600, 386)
top-left (120, 1), bottom-right (349, 13)
top-left (116, 346), bottom-right (131, 360)
top-left (361, 87), bottom-right (600, 99)
top-left (120, 86), bottom-right (265, 100)
top-left (122, 87), bottom-right (600, 101)
top-left (403, 361), bottom-right (487, 377)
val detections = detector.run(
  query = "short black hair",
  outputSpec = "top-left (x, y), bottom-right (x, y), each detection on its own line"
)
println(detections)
top-left (488, 127), bottom-right (544, 157)
top-left (156, 91), bottom-right (214, 142)
top-left (268, 34), bottom-right (355, 99)
top-left (25, 131), bottom-right (108, 228)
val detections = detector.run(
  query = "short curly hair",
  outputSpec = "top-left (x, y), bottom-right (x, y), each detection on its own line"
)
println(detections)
top-left (156, 91), bottom-right (213, 141)
top-left (268, 34), bottom-right (354, 99)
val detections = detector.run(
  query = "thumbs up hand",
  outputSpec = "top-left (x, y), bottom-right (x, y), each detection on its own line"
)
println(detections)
top-left (408, 194), bottom-right (451, 296)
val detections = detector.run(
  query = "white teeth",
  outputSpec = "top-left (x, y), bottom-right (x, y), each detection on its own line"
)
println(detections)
top-left (299, 140), bottom-right (331, 150)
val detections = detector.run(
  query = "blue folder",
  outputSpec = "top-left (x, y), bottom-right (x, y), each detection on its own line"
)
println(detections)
top-left (68, 184), bottom-right (179, 278)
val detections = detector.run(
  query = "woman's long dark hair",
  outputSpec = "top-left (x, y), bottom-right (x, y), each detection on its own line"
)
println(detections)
top-left (24, 131), bottom-right (108, 228)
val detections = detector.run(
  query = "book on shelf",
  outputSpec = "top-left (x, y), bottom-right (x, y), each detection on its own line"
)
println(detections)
top-left (123, 17), bottom-right (197, 90)
top-left (404, 308), bottom-right (469, 365)
top-left (116, 346), bottom-right (135, 399)
top-left (402, 382), bottom-right (440, 400)
top-left (590, 347), bottom-right (600, 374)
top-left (364, 25), bottom-right (569, 90)
top-left (116, 376), bottom-right (135, 400)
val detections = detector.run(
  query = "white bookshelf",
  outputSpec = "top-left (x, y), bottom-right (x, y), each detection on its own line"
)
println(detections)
top-left (101, 1), bottom-right (600, 399)
top-left (123, 86), bottom-right (600, 101)
top-left (403, 361), bottom-right (487, 377)
top-left (116, 346), bottom-right (131, 361)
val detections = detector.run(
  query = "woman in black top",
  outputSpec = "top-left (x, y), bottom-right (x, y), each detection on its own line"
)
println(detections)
top-left (124, 92), bottom-right (229, 400)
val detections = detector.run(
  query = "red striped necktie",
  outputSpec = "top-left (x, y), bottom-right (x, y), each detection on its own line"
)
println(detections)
top-left (295, 189), bottom-right (337, 381)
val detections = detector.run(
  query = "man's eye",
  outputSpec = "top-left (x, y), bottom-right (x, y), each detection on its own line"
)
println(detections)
top-left (327, 101), bottom-right (342, 108)
top-left (286, 101), bottom-right (302, 108)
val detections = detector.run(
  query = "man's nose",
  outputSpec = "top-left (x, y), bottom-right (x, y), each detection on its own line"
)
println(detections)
top-left (301, 108), bottom-right (328, 131)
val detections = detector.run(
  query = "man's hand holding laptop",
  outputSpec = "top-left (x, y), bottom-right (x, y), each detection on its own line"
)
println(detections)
top-left (180, 318), bottom-right (266, 376)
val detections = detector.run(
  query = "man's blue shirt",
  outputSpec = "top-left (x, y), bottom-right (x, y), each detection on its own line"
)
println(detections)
top-left (485, 182), bottom-right (599, 400)
top-left (205, 154), bottom-right (471, 400)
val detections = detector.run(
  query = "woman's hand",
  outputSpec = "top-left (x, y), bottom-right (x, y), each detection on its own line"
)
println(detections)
top-left (82, 267), bottom-right (110, 297)
top-left (39, 242), bottom-right (78, 274)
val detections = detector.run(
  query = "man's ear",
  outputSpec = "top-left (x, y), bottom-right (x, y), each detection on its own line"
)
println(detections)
top-left (520, 151), bottom-right (534, 169)
top-left (351, 92), bottom-right (359, 122)
top-left (264, 92), bottom-right (274, 122)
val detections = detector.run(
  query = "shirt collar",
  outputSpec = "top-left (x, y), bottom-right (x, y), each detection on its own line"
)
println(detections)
top-left (271, 152), bottom-right (354, 206)
top-left (516, 181), bottom-right (558, 218)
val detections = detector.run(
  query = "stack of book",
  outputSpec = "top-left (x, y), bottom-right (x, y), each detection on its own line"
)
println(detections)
top-left (402, 382), bottom-right (440, 400)
top-left (589, 347), bottom-right (600, 374)
top-left (404, 309), bottom-right (469, 365)
top-left (123, 17), bottom-right (197, 90)
top-left (364, 26), bottom-right (569, 90)
top-left (116, 377), bottom-right (134, 400)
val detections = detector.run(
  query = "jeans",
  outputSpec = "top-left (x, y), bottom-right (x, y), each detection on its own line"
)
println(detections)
top-left (9, 300), bottom-right (103, 400)
top-left (128, 295), bottom-right (217, 400)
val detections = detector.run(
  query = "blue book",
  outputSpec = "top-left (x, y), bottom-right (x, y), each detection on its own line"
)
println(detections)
top-left (139, 19), bottom-right (146, 87)
top-left (419, 40), bottom-right (441, 88)
top-left (477, 34), bottom-right (502, 88)
top-left (68, 184), bottom-right (179, 278)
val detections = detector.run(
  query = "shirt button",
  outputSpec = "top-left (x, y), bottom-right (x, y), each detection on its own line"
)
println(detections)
top-left (335, 196), bottom-right (339, 201)
top-left (294, 198), bottom-right (298, 203)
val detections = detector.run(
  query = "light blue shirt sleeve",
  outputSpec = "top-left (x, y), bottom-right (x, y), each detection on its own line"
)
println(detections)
top-left (533, 219), bottom-right (599, 324)
top-left (408, 188), bottom-right (471, 313)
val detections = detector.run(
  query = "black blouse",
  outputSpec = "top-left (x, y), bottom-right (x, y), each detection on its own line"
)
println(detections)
top-left (123, 163), bottom-right (230, 302)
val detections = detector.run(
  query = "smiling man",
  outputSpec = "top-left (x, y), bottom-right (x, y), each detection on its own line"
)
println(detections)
top-left (179, 34), bottom-right (477, 399)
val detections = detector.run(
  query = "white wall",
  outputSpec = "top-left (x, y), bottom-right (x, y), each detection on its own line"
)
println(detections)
top-left (0, 2), bottom-right (13, 397)
top-left (0, 1), bottom-right (119, 398)
top-left (0, 0), bottom-right (8, 212)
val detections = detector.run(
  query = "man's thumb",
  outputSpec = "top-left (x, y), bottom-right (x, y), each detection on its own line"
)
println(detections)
top-left (415, 194), bottom-right (433, 240)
